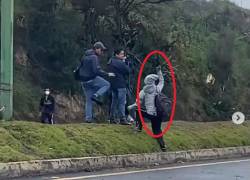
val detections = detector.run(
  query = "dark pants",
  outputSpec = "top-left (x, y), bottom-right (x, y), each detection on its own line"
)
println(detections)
top-left (41, 113), bottom-right (54, 124)
top-left (135, 110), bottom-right (165, 149)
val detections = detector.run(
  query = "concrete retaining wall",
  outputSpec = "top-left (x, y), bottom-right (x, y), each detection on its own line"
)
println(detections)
top-left (0, 146), bottom-right (250, 178)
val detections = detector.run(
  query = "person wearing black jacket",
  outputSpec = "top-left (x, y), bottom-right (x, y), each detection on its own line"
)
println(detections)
top-left (80, 42), bottom-right (115, 123)
top-left (108, 49), bottom-right (130, 125)
top-left (39, 88), bottom-right (55, 124)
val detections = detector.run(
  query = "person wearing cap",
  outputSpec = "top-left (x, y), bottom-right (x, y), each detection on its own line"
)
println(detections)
top-left (39, 88), bottom-right (55, 124)
top-left (79, 41), bottom-right (115, 123)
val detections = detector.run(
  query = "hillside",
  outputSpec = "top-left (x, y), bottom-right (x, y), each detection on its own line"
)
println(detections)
top-left (12, 0), bottom-right (250, 122)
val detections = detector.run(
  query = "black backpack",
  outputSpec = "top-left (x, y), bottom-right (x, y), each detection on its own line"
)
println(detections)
top-left (73, 55), bottom-right (89, 81)
top-left (73, 64), bottom-right (82, 81)
top-left (155, 93), bottom-right (172, 121)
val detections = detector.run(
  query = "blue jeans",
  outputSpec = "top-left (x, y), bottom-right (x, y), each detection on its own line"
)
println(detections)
top-left (81, 76), bottom-right (110, 121)
top-left (110, 88), bottom-right (127, 119)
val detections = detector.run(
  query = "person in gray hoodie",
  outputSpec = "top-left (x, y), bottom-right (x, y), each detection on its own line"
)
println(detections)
top-left (128, 66), bottom-right (166, 151)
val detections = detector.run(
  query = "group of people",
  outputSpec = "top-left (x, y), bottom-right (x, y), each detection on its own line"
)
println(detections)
top-left (79, 42), bottom-right (131, 125)
top-left (39, 41), bottom-right (167, 151)
top-left (78, 41), bottom-right (166, 151)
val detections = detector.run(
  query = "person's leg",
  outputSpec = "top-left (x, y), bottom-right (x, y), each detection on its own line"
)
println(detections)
top-left (41, 113), bottom-right (47, 124)
top-left (108, 91), bottom-right (112, 119)
top-left (47, 114), bottom-right (53, 124)
top-left (110, 90), bottom-right (118, 123)
top-left (135, 110), bottom-right (166, 151)
top-left (93, 76), bottom-right (110, 97)
top-left (151, 116), bottom-right (166, 151)
top-left (125, 88), bottom-right (131, 117)
top-left (81, 82), bottom-right (95, 122)
top-left (135, 110), bottom-right (143, 131)
top-left (90, 76), bottom-right (110, 105)
top-left (151, 116), bottom-right (162, 136)
top-left (117, 88), bottom-right (129, 125)
top-left (157, 137), bottom-right (166, 151)
top-left (48, 113), bottom-right (54, 124)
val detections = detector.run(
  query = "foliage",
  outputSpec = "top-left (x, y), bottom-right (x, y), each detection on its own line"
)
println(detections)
top-left (13, 0), bottom-right (250, 121)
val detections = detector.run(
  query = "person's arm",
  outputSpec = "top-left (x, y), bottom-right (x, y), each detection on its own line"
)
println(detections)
top-left (128, 90), bottom-right (145, 110)
top-left (156, 67), bottom-right (164, 93)
top-left (92, 55), bottom-right (109, 77)
top-left (93, 56), bottom-right (115, 77)
top-left (115, 61), bottom-right (130, 75)
top-left (39, 97), bottom-right (44, 112)
top-left (109, 59), bottom-right (129, 75)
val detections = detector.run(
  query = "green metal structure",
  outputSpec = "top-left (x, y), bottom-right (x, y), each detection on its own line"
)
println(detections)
top-left (0, 0), bottom-right (14, 120)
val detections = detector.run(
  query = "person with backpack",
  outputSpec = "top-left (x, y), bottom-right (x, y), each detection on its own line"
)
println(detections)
top-left (107, 48), bottom-right (131, 125)
top-left (39, 88), bottom-right (55, 124)
top-left (77, 42), bottom-right (115, 123)
top-left (127, 66), bottom-right (167, 151)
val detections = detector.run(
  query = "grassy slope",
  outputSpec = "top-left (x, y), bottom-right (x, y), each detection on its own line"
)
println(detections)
top-left (0, 121), bottom-right (249, 163)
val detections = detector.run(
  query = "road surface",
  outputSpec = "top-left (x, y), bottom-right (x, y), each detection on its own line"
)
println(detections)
top-left (16, 158), bottom-right (250, 180)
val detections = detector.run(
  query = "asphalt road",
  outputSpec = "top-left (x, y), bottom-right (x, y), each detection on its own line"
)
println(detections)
top-left (16, 158), bottom-right (250, 180)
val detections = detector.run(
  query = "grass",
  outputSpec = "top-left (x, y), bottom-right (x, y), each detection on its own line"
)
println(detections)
top-left (0, 121), bottom-right (249, 163)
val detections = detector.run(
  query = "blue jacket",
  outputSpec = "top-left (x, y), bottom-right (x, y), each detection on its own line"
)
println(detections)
top-left (79, 49), bottom-right (108, 81)
top-left (108, 57), bottom-right (130, 90)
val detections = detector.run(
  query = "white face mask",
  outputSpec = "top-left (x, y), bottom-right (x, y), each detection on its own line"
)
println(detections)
top-left (45, 91), bottom-right (50, 95)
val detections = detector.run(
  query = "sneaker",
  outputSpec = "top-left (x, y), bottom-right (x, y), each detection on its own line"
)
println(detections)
top-left (127, 115), bottom-right (134, 123)
top-left (157, 138), bottom-right (167, 152)
top-left (109, 119), bottom-right (119, 124)
top-left (161, 148), bottom-right (167, 152)
top-left (91, 94), bottom-right (103, 105)
top-left (161, 146), bottom-right (167, 152)
top-left (136, 124), bottom-right (143, 131)
top-left (120, 119), bottom-right (131, 125)
top-left (135, 127), bottom-right (142, 132)
top-left (85, 120), bottom-right (93, 123)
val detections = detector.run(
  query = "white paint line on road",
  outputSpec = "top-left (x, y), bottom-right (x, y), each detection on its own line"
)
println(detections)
top-left (55, 159), bottom-right (250, 180)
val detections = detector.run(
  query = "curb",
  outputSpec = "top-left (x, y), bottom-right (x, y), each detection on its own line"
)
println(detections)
top-left (1, 146), bottom-right (250, 178)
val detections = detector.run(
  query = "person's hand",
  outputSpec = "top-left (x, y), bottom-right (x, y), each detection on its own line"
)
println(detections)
top-left (122, 56), bottom-right (127, 62)
top-left (108, 73), bottom-right (116, 77)
top-left (127, 105), bottom-right (134, 110)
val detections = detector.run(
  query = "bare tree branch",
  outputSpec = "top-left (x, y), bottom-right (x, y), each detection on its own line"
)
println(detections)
top-left (121, 0), bottom-right (136, 14)
top-left (126, 50), bottom-right (143, 64)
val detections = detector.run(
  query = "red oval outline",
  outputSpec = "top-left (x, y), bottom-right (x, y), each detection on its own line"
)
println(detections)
top-left (136, 50), bottom-right (177, 138)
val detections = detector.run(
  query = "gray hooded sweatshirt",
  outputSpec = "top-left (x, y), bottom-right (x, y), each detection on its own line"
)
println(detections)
top-left (130, 69), bottom-right (164, 116)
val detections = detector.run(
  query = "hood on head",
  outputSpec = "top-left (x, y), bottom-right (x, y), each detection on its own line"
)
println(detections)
top-left (143, 74), bottom-right (159, 94)
top-left (144, 74), bottom-right (159, 85)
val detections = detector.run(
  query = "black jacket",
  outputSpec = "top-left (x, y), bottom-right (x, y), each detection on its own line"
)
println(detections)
top-left (79, 49), bottom-right (108, 82)
top-left (108, 57), bottom-right (130, 90)
top-left (39, 95), bottom-right (55, 114)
